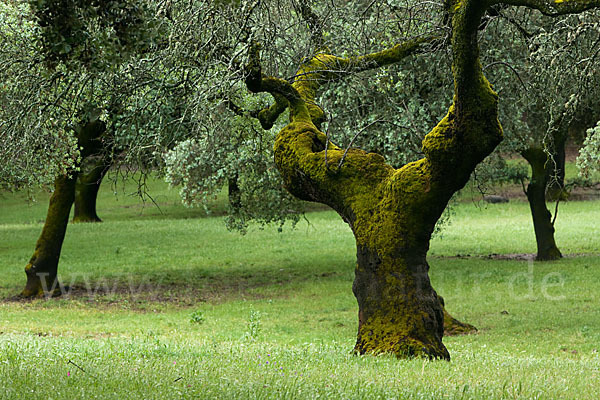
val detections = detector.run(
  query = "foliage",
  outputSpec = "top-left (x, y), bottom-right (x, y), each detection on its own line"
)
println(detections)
top-left (0, 2), bottom-right (79, 190)
top-left (0, 0), bottom-right (162, 191)
top-left (28, 0), bottom-right (155, 71)
top-left (577, 121), bottom-right (600, 178)
top-left (482, 8), bottom-right (600, 155)
top-left (162, 98), bottom-right (304, 232)
top-left (150, 0), bottom-right (448, 232)
top-left (189, 309), bottom-right (205, 324)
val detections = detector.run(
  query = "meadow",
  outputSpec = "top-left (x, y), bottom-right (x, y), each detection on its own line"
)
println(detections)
top-left (0, 176), bottom-right (599, 399)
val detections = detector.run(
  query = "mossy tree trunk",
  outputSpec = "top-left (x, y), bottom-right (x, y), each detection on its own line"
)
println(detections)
top-left (21, 119), bottom-right (106, 297)
top-left (522, 148), bottom-right (562, 261)
top-left (247, 1), bottom-right (499, 359)
top-left (73, 155), bottom-right (111, 223)
top-left (22, 175), bottom-right (78, 297)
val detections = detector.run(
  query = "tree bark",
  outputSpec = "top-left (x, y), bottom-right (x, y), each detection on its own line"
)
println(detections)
top-left (21, 118), bottom-right (106, 297)
top-left (522, 148), bottom-right (563, 261)
top-left (247, 1), bottom-right (499, 359)
top-left (73, 155), bottom-right (110, 223)
top-left (22, 175), bottom-right (77, 297)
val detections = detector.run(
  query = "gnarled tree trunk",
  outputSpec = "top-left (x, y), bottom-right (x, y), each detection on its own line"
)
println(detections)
top-left (21, 118), bottom-right (106, 297)
top-left (247, 1), bottom-right (499, 359)
top-left (522, 148), bottom-right (562, 261)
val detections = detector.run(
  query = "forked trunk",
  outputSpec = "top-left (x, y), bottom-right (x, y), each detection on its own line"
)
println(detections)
top-left (522, 148), bottom-right (562, 261)
top-left (247, 0), bottom-right (501, 358)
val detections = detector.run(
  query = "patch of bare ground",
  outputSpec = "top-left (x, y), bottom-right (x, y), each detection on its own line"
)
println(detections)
top-left (433, 253), bottom-right (594, 261)
top-left (0, 271), bottom-right (340, 309)
top-left (463, 182), bottom-right (600, 204)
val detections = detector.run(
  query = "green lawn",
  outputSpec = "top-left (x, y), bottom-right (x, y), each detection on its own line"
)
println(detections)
top-left (1, 177), bottom-right (599, 399)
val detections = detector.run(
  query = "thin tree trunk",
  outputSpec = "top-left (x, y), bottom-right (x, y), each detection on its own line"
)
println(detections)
top-left (73, 156), bottom-right (109, 222)
top-left (522, 148), bottom-right (562, 261)
top-left (21, 118), bottom-right (106, 297)
top-left (22, 175), bottom-right (77, 297)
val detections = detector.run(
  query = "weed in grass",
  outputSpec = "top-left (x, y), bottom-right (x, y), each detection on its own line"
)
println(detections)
top-left (189, 309), bottom-right (205, 324)
top-left (244, 309), bottom-right (262, 341)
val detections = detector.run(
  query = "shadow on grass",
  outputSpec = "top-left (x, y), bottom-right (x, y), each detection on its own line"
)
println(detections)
top-left (1, 266), bottom-right (346, 309)
top-left (99, 200), bottom-right (331, 223)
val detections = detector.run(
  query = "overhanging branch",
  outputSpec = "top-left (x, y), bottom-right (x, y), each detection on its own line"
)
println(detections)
top-left (492, 0), bottom-right (600, 16)
top-left (247, 36), bottom-right (437, 129)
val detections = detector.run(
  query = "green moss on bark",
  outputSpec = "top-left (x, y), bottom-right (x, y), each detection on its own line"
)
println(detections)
top-left (247, 1), bottom-right (506, 359)
top-left (22, 175), bottom-right (77, 297)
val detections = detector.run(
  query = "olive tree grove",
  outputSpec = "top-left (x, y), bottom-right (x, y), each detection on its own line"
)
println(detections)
top-left (4, 0), bottom-right (600, 359)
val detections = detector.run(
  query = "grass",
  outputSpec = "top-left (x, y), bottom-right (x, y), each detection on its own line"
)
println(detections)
top-left (1, 175), bottom-right (599, 399)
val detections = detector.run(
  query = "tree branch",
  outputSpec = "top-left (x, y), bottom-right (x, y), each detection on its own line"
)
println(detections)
top-left (296, 0), bottom-right (325, 51)
top-left (289, 36), bottom-right (437, 83)
top-left (221, 98), bottom-right (260, 119)
top-left (247, 36), bottom-right (436, 129)
top-left (257, 93), bottom-right (289, 130)
top-left (492, 0), bottom-right (600, 16)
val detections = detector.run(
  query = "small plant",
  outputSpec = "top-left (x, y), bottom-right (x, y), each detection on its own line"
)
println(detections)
top-left (244, 309), bottom-right (262, 341)
top-left (189, 310), bottom-right (205, 324)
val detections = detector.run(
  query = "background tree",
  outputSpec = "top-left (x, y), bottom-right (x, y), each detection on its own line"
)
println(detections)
top-left (0, 0), bottom-right (157, 296)
top-left (480, 7), bottom-right (600, 260)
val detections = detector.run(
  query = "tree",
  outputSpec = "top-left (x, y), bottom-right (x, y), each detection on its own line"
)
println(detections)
top-left (242, 0), bottom-right (600, 359)
top-left (480, 7), bottom-right (600, 260)
top-left (3, 0), bottom-right (156, 296)
top-left (22, 117), bottom-right (107, 296)
top-left (12, 0), bottom-right (294, 295)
